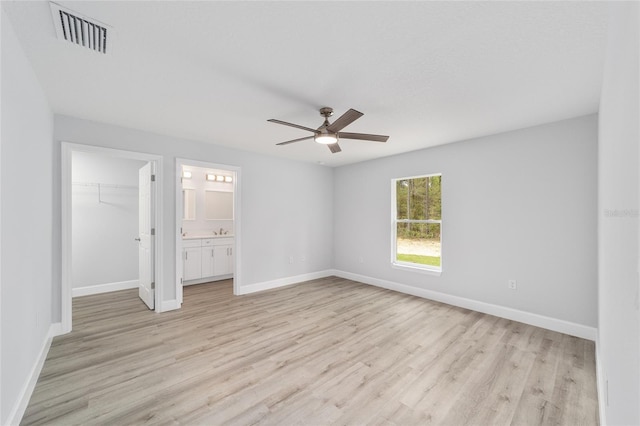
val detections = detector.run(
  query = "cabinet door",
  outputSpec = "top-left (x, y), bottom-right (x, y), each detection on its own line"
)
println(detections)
top-left (201, 246), bottom-right (215, 278)
top-left (213, 246), bottom-right (229, 276)
top-left (183, 247), bottom-right (202, 281)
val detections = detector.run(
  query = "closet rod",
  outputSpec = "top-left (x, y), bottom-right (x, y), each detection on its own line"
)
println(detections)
top-left (72, 182), bottom-right (137, 203)
top-left (72, 182), bottom-right (137, 189)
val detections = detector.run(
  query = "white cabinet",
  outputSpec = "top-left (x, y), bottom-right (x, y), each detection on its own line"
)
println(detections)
top-left (212, 238), bottom-right (233, 276)
top-left (201, 245), bottom-right (215, 277)
top-left (183, 246), bottom-right (202, 281)
top-left (213, 245), bottom-right (233, 276)
top-left (182, 237), bottom-right (234, 284)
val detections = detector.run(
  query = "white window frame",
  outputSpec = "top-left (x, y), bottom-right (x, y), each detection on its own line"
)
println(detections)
top-left (391, 173), bottom-right (442, 276)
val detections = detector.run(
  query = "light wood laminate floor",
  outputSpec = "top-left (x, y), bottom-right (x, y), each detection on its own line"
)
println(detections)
top-left (22, 277), bottom-right (598, 425)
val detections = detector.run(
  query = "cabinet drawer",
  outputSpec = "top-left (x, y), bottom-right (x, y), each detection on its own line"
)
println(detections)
top-left (212, 238), bottom-right (233, 246)
top-left (182, 239), bottom-right (202, 248)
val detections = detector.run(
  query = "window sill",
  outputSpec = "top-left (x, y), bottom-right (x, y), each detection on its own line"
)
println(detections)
top-left (392, 262), bottom-right (442, 276)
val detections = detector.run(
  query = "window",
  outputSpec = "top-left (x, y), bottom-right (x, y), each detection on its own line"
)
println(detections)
top-left (392, 174), bottom-right (442, 272)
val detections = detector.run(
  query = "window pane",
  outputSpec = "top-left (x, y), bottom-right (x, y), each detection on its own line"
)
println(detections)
top-left (396, 222), bottom-right (441, 267)
top-left (427, 175), bottom-right (441, 220)
top-left (396, 176), bottom-right (441, 220)
top-left (396, 180), bottom-right (409, 220)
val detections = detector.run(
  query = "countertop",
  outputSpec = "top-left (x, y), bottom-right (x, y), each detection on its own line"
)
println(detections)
top-left (182, 234), bottom-right (234, 240)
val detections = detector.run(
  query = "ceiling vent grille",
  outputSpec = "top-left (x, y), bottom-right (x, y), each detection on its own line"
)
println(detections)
top-left (50, 2), bottom-right (111, 54)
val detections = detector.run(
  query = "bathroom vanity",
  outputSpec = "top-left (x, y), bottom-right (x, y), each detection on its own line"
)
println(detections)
top-left (182, 235), bottom-right (234, 284)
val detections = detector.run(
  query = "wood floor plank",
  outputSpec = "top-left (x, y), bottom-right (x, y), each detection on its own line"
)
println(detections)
top-left (21, 277), bottom-right (598, 425)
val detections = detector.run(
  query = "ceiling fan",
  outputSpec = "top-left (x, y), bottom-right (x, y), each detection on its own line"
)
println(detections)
top-left (268, 107), bottom-right (389, 153)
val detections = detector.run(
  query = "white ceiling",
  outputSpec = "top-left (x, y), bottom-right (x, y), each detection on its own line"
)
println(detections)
top-left (3, 1), bottom-right (608, 167)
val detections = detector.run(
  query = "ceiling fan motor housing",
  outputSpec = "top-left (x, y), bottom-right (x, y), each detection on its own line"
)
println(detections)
top-left (319, 107), bottom-right (334, 118)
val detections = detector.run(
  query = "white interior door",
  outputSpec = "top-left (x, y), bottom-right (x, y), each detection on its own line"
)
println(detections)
top-left (138, 162), bottom-right (154, 309)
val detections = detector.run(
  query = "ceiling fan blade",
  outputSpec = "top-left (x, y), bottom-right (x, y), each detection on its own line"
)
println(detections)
top-left (276, 136), bottom-right (314, 146)
top-left (326, 109), bottom-right (363, 133)
top-left (328, 143), bottom-right (342, 153)
top-left (338, 132), bottom-right (389, 142)
top-left (268, 119), bottom-right (318, 134)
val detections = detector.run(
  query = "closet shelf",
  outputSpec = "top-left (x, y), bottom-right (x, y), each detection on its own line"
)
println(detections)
top-left (72, 182), bottom-right (137, 203)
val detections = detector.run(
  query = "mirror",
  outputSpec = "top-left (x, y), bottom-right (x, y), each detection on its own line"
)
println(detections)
top-left (205, 190), bottom-right (233, 220)
top-left (183, 189), bottom-right (196, 220)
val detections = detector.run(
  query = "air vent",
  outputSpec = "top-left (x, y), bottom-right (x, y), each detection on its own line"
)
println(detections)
top-left (50, 2), bottom-right (112, 54)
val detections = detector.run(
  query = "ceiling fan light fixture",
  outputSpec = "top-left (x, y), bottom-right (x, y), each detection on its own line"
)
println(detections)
top-left (314, 131), bottom-right (338, 145)
top-left (314, 135), bottom-right (337, 144)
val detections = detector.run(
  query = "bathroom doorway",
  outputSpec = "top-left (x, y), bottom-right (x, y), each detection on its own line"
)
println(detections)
top-left (175, 159), bottom-right (241, 305)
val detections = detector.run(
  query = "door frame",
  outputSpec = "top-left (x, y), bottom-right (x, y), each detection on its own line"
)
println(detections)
top-left (175, 158), bottom-right (242, 303)
top-left (61, 142), bottom-right (164, 333)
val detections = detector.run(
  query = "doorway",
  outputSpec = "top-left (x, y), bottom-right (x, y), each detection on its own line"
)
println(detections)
top-left (175, 158), bottom-right (241, 303)
top-left (61, 143), bottom-right (163, 333)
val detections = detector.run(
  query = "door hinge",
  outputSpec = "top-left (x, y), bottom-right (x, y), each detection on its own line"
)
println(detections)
top-left (151, 228), bottom-right (155, 236)
top-left (180, 278), bottom-right (183, 284)
top-left (151, 174), bottom-right (156, 182)
top-left (151, 282), bottom-right (155, 289)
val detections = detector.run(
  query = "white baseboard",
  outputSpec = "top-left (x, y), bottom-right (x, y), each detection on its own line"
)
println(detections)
top-left (333, 270), bottom-right (597, 341)
top-left (183, 274), bottom-right (233, 286)
top-left (236, 270), bottom-right (334, 295)
top-left (72, 279), bottom-right (139, 297)
top-left (49, 322), bottom-right (64, 338)
top-left (160, 299), bottom-right (181, 312)
top-left (595, 336), bottom-right (607, 425)
top-left (6, 323), bottom-right (62, 425)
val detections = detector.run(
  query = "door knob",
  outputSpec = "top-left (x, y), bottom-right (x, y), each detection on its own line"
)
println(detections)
top-left (134, 237), bottom-right (141, 241)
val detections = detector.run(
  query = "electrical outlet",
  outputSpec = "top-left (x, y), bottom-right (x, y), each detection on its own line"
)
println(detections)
top-left (359, 256), bottom-right (364, 263)
top-left (300, 255), bottom-right (306, 262)
top-left (289, 256), bottom-right (294, 264)
top-left (508, 280), bottom-right (517, 290)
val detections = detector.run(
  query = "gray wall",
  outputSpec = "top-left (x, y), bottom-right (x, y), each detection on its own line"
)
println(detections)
top-left (0, 12), bottom-right (54, 424)
top-left (72, 152), bottom-right (146, 289)
top-left (597, 2), bottom-right (639, 424)
top-left (334, 115), bottom-right (598, 327)
top-left (54, 115), bottom-right (334, 314)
